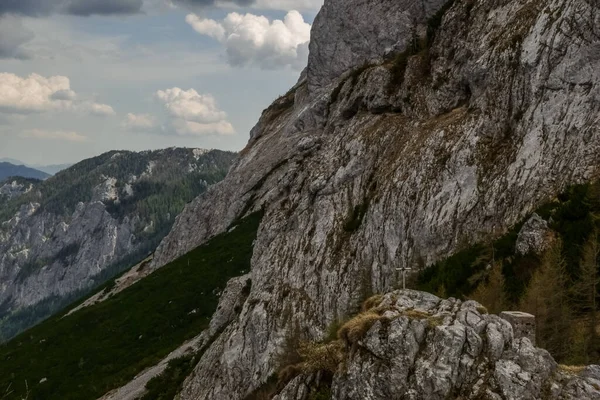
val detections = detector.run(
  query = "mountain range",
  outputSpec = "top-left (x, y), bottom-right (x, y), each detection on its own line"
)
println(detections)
top-left (0, 147), bottom-right (236, 342)
top-left (0, 0), bottom-right (599, 399)
top-left (0, 162), bottom-right (50, 181)
top-left (0, 158), bottom-right (73, 176)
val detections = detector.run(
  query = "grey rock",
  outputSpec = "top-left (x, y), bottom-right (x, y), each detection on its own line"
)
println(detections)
top-left (515, 213), bottom-right (552, 256)
top-left (0, 180), bottom-right (33, 201)
top-left (290, 291), bottom-right (598, 400)
top-left (150, 0), bottom-right (600, 398)
top-left (307, 0), bottom-right (448, 93)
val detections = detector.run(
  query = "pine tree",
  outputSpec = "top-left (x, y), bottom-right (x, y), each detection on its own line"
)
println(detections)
top-left (520, 239), bottom-right (573, 361)
top-left (471, 262), bottom-right (507, 314)
top-left (571, 232), bottom-right (599, 363)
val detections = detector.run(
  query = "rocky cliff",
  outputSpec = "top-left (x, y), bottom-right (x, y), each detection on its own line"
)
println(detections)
top-left (0, 148), bottom-right (235, 341)
top-left (271, 291), bottom-right (600, 400)
top-left (147, 0), bottom-right (600, 398)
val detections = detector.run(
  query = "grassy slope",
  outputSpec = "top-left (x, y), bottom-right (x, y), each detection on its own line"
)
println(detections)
top-left (0, 212), bottom-right (261, 400)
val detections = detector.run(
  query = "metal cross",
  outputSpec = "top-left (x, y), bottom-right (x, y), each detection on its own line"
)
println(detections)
top-left (396, 266), bottom-right (412, 290)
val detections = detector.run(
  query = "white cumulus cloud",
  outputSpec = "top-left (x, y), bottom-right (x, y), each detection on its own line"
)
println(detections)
top-left (122, 113), bottom-right (159, 130)
top-left (19, 129), bottom-right (88, 142)
top-left (0, 72), bottom-right (114, 116)
top-left (186, 10), bottom-right (310, 70)
top-left (154, 87), bottom-right (234, 136)
top-left (85, 102), bottom-right (116, 116)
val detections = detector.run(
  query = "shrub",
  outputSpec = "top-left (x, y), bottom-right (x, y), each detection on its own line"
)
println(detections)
top-left (297, 341), bottom-right (345, 374)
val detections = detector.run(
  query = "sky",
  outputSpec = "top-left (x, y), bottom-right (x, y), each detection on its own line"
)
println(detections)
top-left (0, 0), bottom-right (324, 165)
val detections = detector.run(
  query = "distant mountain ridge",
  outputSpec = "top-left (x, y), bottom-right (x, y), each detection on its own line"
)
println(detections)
top-left (0, 158), bottom-right (72, 176)
top-left (0, 147), bottom-right (237, 341)
top-left (0, 162), bottom-right (50, 181)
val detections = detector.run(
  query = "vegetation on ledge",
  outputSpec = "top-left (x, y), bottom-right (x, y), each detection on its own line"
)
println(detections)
top-left (417, 181), bottom-right (600, 364)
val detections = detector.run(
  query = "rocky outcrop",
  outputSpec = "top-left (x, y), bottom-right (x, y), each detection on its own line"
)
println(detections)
top-left (306, 0), bottom-right (448, 93)
top-left (277, 291), bottom-right (600, 400)
top-left (515, 213), bottom-right (553, 256)
top-left (149, 0), bottom-right (600, 398)
top-left (0, 180), bottom-right (33, 201)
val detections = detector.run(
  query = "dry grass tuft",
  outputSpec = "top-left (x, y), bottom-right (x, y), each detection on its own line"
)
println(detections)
top-left (337, 311), bottom-right (384, 345)
top-left (476, 305), bottom-right (489, 315)
top-left (277, 364), bottom-right (303, 385)
top-left (558, 365), bottom-right (586, 375)
top-left (276, 340), bottom-right (345, 389)
top-left (401, 309), bottom-right (432, 320)
top-left (427, 316), bottom-right (444, 328)
top-left (361, 294), bottom-right (384, 312)
top-left (297, 341), bottom-right (345, 374)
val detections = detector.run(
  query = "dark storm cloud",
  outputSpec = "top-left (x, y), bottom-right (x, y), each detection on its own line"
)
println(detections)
top-left (171, 0), bottom-right (254, 7)
top-left (0, 0), bottom-right (58, 17)
top-left (0, 16), bottom-right (34, 59)
top-left (0, 0), bottom-right (143, 17)
top-left (65, 0), bottom-right (144, 16)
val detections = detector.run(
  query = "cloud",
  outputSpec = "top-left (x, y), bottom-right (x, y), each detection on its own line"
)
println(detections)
top-left (170, 0), bottom-right (324, 12)
top-left (155, 87), bottom-right (234, 136)
top-left (186, 10), bottom-right (310, 70)
top-left (84, 102), bottom-right (116, 116)
top-left (65, 0), bottom-right (144, 16)
top-left (171, 119), bottom-right (235, 136)
top-left (0, 72), bottom-right (115, 116)
top-left (251, 0), bottom-right (323, 11)
top-left (0, 16), bottom-right (34, 59)
top-left (0, 0), bottom-right (143, 17)
top-left (170, 0), bottom-right (253, 9)
top-left (122, 112), bottom-right (158, 130)
top-left (19, 129), bottom-right (88, 142)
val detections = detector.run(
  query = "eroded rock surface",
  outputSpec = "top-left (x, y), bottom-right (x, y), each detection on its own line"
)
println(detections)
top-left (515, 213), bottom-right (552, 256)
top-left (149, 0), bottom-right (600, 398)
top-left (324, 291), bottom-right (599, 400)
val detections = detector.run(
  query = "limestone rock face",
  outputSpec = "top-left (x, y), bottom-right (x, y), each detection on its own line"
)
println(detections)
top-left (0, 201), bottom-right (135, 310)
top-left (515, 213), bottom-right (552, 256)
top-left (0, 148), bottom-right (235, 341)
top-left (307, 0), bottom-right (448, 93)
top-left (150, 0), bottom-right (600, 398)
top-left (324, 291), bottom-right (600, 400)
top-left (0, 180), bottom-right (33, 201)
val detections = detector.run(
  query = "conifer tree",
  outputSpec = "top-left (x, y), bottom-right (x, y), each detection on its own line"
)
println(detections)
top-left (471, 262), bottom-right (507, 314)
top-left (520, 239), bottom-right (572, 361)
top-left (571, 232), bottom-right (599, 363)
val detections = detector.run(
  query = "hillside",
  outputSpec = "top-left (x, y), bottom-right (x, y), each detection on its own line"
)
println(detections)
top-left (145, 0), bottom-right (600, 398)
top-left (1, 0), bottom-right (599, 399)
top-left (0, 212), bottom-right (260, 400)
top-left (0, 162), bottom-right (50, 181)
top-left (0, 148), bottom-right (236, 341)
